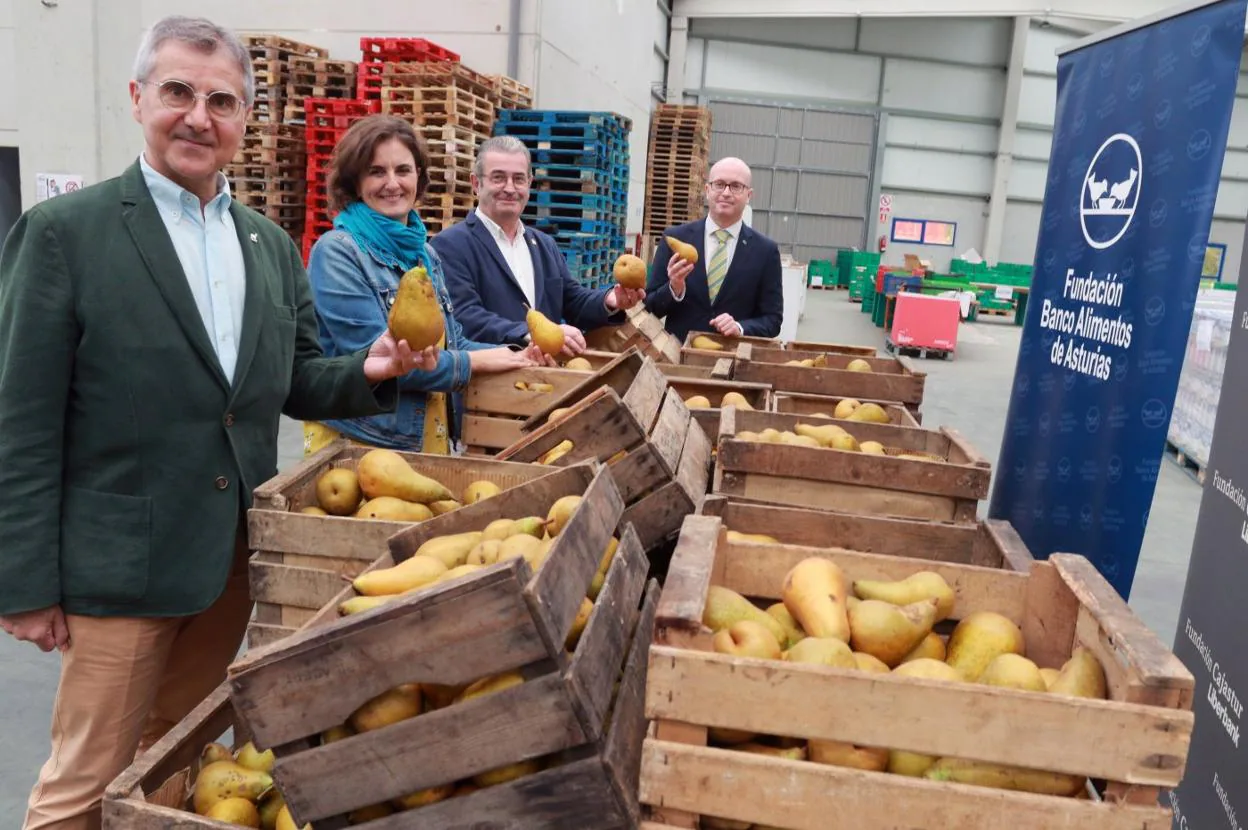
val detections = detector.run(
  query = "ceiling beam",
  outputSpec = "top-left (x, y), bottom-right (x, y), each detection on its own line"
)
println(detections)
top-left (672, 0), bottom-right (1188, 23)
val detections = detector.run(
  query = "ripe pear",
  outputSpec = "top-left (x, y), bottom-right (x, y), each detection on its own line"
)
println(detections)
top-left (352, 555), bottom-right (447, 596)
top-left (791, 434), bottom-right (822, 448)
top-left (546, 495), bottom-right (582, 536)
top-left (848, 402), bottom-right (891, 424)
top-left (782, 557), bottom-right (851, 642)
top-left (808, 739), bottom-right (888, 772)
top-left (547, 406), bottom-right (573, 424)
top-left (890, 750), bottom-right (937, 778)
top-left (234, 741), bottom-right (275, 773)
top-left (1048, 647), bottom-right (1108, 699)
top-left (925, 758), bottom-right (1085, 796)
top-left (511, 513), bottom-right (551, 537)
top-left (727, 529), bottom-right (779, 545)
top-left (859, 441), bottom-right (886, 455)
top-left (587, 537), bottom-right (619, 600)
top-left (257, 790), bottom-right (285, 829)
top-left (496, 533), bottom-right (544, 566)
top-left (720, 391), bottom-right (753, 410)
top-left (339, 595), bottom-right (397, 616)
top-left (393, 783), bottom-right (455, 810)
top-left (462, 480), bottom-right (501, 505)
top-left (274, 804), bottom-right (310, 830)
top-left (793, 422), bottom-right (848, 447)
top-left (191, 760), bottom-right (274, 815)
top-left (357, 449), bottom-right (452, 504)
top-left (204, 797), bottom-right (261, 826)
top-left (350, 683), bottom-right (422, 733)
top-left (355, 496), bottom-right (434, 522)
top-left (853, 571), bottom-right (956, 622)
top-left (736, 743), bottom-right (807, 761)
top-left (538, 439), bottom-right (575, 465)
top-left (979, 653), bottom-right (1047, 692)
top-left (474, 758), bottom-right (543, 788)
top-left (1040, 667), bottom-right (1062, 690)
top-left (439, 563), bottom-right (484, 583)
top-left (833, 399), bottom-right (860, 419)
top-left (526, 307), bottom-right (566, 355)
top-left (703, 585), bottom-right (789, 645)
top-left (428, 499), bottom-right (461, 516)
top-left (483, 518), bottom-right (518, 541)
top-left (691, 334), bottom-right (722, 350)
top-left (413, 531), bottom-right (484, 568)
top-left (766, 602), bottom-right (806, 649)
top-left (300, 505), bottom-right (328, 516)
top-left (685, 394), bottom-right (712, 409)
top-left (422, 682), bottom-right (467, 711)
top-left (734, 430), bottom-right (760, 442)
top-left (613, 253), bottom-right (648, 289)
top-left (565, 598), bottom-right (594, 651)
top-left (899, 632), bottom-right (947, 664)
top-left (321, 725), bottom-right (354, 744)
top-left (315, 467), bottom-right (363, 516)
top-left (713, 620), bottom-right (783, 660)
top-left (606, 449), bottom-right (628, 464)
top-left (853, 652), bottom-right (891, 674)
top-left (893, 657), bottom-right (963, 683)
top-left (827, 432), bottom-right (860, 452)
top-left (848, 598), bottom-right (940, 667)
top-left (784, 636), bottom-right (855, 669)
top-left (759, 428), bottom-right (785, 443)
top-left (467, 539), bottom-right (503, 566)
top-left (388, 265), bottom-right (445, 350)
top-left (565, 357), bottom-right (593, 371)
top-left (350, 802), bottom-right (396, 822)
top-left (527, 382), bottom-right (555, 393)
top-left (666, 235), bottom-right (699, 264)
top-left (945, 611), bottom-right (1026, 681)
top-left (846, 358), bottom-right (873, 373)
top-left (456, 671), bottom-right (525, 703)
top-left (200, 742), bottom-right (233, 766)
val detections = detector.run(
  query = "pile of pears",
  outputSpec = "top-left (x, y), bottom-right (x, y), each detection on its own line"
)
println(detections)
top-left (684, 391), bottom-right (753, 411)
top-left (189, 740), bottom-right (308, 829)
top-left (701, 537), bottom-right (1108, 798)
top-left (302, 450), bottom-right (503, 522)
top-left (783, 355), bottom-right (873, 373)
top-left (734, 420), bottom-right (941, 461)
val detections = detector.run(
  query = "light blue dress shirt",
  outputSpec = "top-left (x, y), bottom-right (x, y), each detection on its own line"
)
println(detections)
top-left (139, 154), bottom-right (247, 382)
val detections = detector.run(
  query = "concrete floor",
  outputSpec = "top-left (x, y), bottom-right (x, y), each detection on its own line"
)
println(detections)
top-left (0, 289), bottom-right (1204, 824)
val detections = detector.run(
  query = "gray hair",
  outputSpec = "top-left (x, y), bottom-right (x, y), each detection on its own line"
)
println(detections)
top-left (473, 135), bottom-right (531, 178)
top-left (132, 16), bottom-right (255, 106)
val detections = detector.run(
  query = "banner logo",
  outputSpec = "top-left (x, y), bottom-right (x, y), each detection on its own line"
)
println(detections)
top-left (1080, 133), bottom-right (1142, 250)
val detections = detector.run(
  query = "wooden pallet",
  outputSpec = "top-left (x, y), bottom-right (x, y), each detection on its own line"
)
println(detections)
top-left (639, 514), bottom-right (1194, 829)
top-left (227, 464), bottom-right (654, 828)
top-left (886, 338), bottom-right (954, 361)
top-left (584, 305), bottom-right (683, 364)
top-left (713, 408), bottom-right (990, 523)
top-left (462, 367), bottom-right (600, 455)
top-left (1164, 439), bottom-right (1207, 484)
top-left (241, 33), bottom-right (329, 58)
top-left (382, 60), bottom-right (498, 103)
top-left (243, 440), bottom-right (555, 648)
top-left (497, 350), bottom-right (712, 551)
top-left (772, 391), bottom-right (922, 427)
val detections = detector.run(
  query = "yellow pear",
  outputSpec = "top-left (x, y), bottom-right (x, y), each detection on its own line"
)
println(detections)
top-left (352, 555), bottom-right (448, 596)
top-left (613, 253), bottom-right (647, 289)
top-left (945, 611), bottom-right (1026, 681)
top-left (453, 783), bottom-right (480, 799)
top-left (321, 725), bottom-right (354, 744)
top-left (526, 307), bottom-right (566, 355)
top-left (299, 505), bottom-right (328, 516)
top-left (848, 598), bottom-right (940, 667)
top-left (606, 449), bottom-right (628, 464)
top-left (356, 449), bottom-right (452, 504)
top-left (665, 235), bottom-right (699, 264)
top-left (685, 394), bottom-right (712, 409)
top-left (734, 430), bottom-right (760, 442)
top-left (200, 742), bottom-right (233, 766)
top-left (783, 359), bottom-right (805, 366)
top-left (354, 496), bottom-right (434, 522)
top-left (234, 742), bottom-right (275, 773)
top-left (784, 636), bottom-right (855, 669)
top-left (350, 683), bottom-right (422, 733)
top-left (565, 598), bottom-right (594, 651)
top-left (810, 411), bottom-right (832, 418)
top-left (413, 531), bottom-right (484, 568)
top-left (846, 358), bottom-right (873, 373)
top-left (527, 382), bottom-right (555, 393)
top-left (496, 533), bottom-right (544, 566)
top-left (482, 518), bottom-right (517, 542)
top-left (782, 558), bottom-right (851, 642)
top-left (925, 758), bottom-right (1085, 796)
top-left (727, 529), bottom-right (780, 545)
top-left (808, 739), bottom-right (888, 772)
top-left (1040, 667), bottom-right (1062, 690)
top-left (766, 602), bottom-right (806, 649)
top-left (338, 595), bottom-right (397, 616)
top-left (564, 357), bottom-right (593, 371)
top-left (735, 743), bottom-right (807, 762)
top-left (703, 585), bottom-right (789, 645)
top-left (388, 265), bottom-right (445, 350)
top-left (538, 439), bottom-right (575, 465)
top-left (833, 399), bottom-right (860, 419)
top-left (456, 671), bottom-right (525, 704)
top-left (853, 571), bottom-right (956, 622)
top-left (462, 480), bottom-right (501, 505)
top-left (859, 441), bottom-right (886, 455)
top-left (691, 334), bottom-right (722, 350)
top-left (899, 632), bottom-right (947, 664)
top-left (848, 402), bottom-right (891, 424)
top-left (853, 652), bottom-right (891, 673)
top-left (793, 422), bottom-right (849, 447)
top-left (827, 432), bottom-right (860, 452)
top-left (799, 358), bottom-right (816, 367)
top-left (1048, 647), bottom-right (1108, 699)
top-left (392, 783), bottom-right (455, 810)
top-left (587, 537), bottom-right (619, 600)
top-left (720, 391), bottom-right (753, 410)
top-left (274, 804), bottom-right (309, 830)
top-left (422, 682), bottom-right (467, 711)
top-left (713, 620), bottom-right (783, 660)
top-left (759, 427), bottom-right (785, 443)
top-left (438, 563), bottom-right (484, 583)
top-left (349, 802), bottom-right (396, 822)
top-left (474, 758), bottom-right (543, 788)
top-left (893, 657), bottom-right (963, 683)
top-left (890, 750), bottom-right (937, 778)
top-left (811, 353), bottom-right (828, 368)
top-left (791, 434), bottom-right (822, 448)
top-left (256, 790), bottom-right (285, 829)
top-left (546, 495), bottom-right (582, 536)
top-left (547, 406), bottom-right (573, 423)
top-left (191, 760), bottom-right (274, 815)
top-left (428, 499), bottom-right (461, 515)
top-left (204, 797), bottom-right (261, 826)
top-left (315, 467), bottom-right (362, 516)
top-left (466, 539), bottom-right (503, 566)
top-left (979, 653), bottom-right (1047, 692)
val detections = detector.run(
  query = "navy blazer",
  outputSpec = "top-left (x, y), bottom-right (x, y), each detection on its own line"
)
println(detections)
top-left (431, 212), bottom-right (621, 346)
top-left (644, 219), bottom-right (783, 342)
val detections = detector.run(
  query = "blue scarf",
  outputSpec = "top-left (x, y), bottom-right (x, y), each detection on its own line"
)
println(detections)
top-left (334, 201), bottom-right (431, 272)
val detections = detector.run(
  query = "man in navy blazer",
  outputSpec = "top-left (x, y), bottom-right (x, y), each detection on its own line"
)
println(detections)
top-left (645, 157), bottom-right (783, 342)
top-left (432, 136), bottom-right (645, 354)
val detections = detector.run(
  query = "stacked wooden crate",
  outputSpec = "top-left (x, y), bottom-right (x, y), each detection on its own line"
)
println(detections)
top-left (282, 56), bottom-right (358, 124)
top-left (642, 104), bottom-right (712, 249)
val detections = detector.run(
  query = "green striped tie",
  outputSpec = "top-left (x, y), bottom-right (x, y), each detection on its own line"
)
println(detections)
top-left (707, 228), bottom-right (731, 302)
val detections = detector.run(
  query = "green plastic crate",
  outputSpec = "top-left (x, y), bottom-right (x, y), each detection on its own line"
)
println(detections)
top-left (808, 259), bottom-right (835, 287)
top-left (838, 250), bottom-right (880, 287)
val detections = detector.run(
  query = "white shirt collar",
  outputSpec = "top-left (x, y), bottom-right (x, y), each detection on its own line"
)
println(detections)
top-left (705, 215), bottom-right (745, 240)
top-left (139, 153), bottom-right (232, 220)
top-left (476, 208), bottom-right (525, 245)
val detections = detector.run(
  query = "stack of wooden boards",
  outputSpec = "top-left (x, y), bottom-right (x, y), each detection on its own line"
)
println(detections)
top-left (642, 104), bottom-right (712, 254)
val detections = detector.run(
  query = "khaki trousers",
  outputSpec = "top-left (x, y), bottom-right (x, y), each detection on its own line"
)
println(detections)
top-left (24, 531), bottom-right (253, 830)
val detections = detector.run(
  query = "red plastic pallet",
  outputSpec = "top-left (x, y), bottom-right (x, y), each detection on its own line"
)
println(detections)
top-left (359, 37), bottom-right (460, 63)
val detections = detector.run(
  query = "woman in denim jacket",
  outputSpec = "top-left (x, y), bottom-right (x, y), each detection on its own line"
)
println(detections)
top-left (304, 115), bottom-right (543, 454)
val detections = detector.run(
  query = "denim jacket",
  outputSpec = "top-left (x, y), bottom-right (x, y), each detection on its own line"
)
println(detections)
top-left (307, 229), bottom-right (494, 451)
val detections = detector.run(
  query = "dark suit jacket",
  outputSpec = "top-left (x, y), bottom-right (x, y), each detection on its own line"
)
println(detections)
top-left (432, 211), bottom-right (621, 346)
top-left (0, 161), bottom-right (395, 618)
top-left (644, 218), bottom-right (784, 341)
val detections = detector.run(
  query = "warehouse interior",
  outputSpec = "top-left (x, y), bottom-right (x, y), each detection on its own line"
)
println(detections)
top-left (0, 0), bottom-right (1236, 824)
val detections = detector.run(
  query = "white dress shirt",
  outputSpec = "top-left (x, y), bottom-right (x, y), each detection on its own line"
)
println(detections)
top-left (476, 208), bottom-right (536, 308)
top-left (140, 153), bottom-right (246, 382)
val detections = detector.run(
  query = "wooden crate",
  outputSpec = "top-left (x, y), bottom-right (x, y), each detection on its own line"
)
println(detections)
top-left (462, 366), bottom-right (597, 455)
top-left (574, 350), bottom-right (732, 380)
top-left (584, 304), bottom-right (683, 364)
top-left (713, 408), bottom-right (990, 523)
top-left (639, 515), bottom-right (1195, 830)
top-left (246, 440), bottom-right (554, 648)
top-left (679, 330), bottom-right (876, 367)
top-left (664, 377), bottom-right (773, 447)
top-left (772, 391), bottom-right (922, 427)
top-left (497, 350), bottom-right (713, 550)
top-left (227, 464), bottom-right (656, 828)
top-left (732, 343), bottom-right (926, 415)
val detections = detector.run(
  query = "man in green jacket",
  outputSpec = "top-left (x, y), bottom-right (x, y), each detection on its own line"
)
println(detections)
top-left (0, 16), bottom-right (434, 829)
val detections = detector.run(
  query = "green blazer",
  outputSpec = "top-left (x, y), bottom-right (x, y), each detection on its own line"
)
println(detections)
top-left (0, 161), bottom-right (396, 618)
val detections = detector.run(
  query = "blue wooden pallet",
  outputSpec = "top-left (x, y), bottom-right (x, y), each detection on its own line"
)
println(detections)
top-left (498, 109), bottom-right (632, 130)
top-left (496, 122), bottom-right (623, 141)
top-left (529, 191), bottom-right (610, 210)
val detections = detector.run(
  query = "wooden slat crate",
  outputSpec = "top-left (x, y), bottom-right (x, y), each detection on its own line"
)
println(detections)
top-left (678, 330), bottom-right (877, 367)
top-left (733, 343), bottom-right (927, 416)
top-left (639, 515), bottom-right (1195, 830)
top-left (566, 349), bottom-right (732, 379)
top-left (246, 440), bottom-right (554, 648)
top-left (462, 366), bottom-right (595, 455)
top-left (772, 391), bottom-right (922, 427)
top-left (497, 350), bottom-right (712, 550)
top-left (713, 408), bottom-right (990, 523)
top-left (227, 464), bottom-right (656, 828)
top-left (664, 377), bottom-right (773, 447)
top-left (584, 304), bottom-right (683, 364)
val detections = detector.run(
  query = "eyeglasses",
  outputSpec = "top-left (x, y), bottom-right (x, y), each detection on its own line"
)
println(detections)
top-left (141, 79), bottom-right (245, 120)
top-left (708, 180), bottom-right (749, 195)
top-left (485, 172), bottom-right (531, 187)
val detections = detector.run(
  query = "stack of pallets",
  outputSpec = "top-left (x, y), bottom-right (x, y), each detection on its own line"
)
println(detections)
top-left (301, 98), bottom-right (381, 262)
top-left (491, 74), bottom-right (534, 113)
top-left (282, 57), bottom-right (358, 124)
top-left (356, 36), bottom-right (461, 103)
top-left (494, 110), bottom-right (632, 288)
top-left (643, 104), bottom-right (712, 250)
top-left (240, 34), bottom-right (329, 124)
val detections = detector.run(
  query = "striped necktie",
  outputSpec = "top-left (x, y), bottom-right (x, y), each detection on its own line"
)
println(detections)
top-left (707, 228), bottom-right (731, 302)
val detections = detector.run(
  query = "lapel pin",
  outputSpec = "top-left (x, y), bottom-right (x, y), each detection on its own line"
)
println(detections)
top-left (249, 233), bottom-right (258, 243)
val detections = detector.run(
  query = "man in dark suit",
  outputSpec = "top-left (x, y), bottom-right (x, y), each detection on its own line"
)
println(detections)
top-left (0, 17), bottom-right (428, 829)
top-left (432, 135), bottom-right (645, 356)
top-left (645, 156), bottom-right (783, 342)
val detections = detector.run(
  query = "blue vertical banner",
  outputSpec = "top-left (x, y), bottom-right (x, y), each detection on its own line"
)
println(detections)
top-left (989, 0), bottom-right (1247, 600)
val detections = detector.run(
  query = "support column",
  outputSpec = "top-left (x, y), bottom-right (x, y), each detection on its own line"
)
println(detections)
top-left (983, 15), bottom-right (1029, 264)
top-left (665, 15), bottom-right (688, 103)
